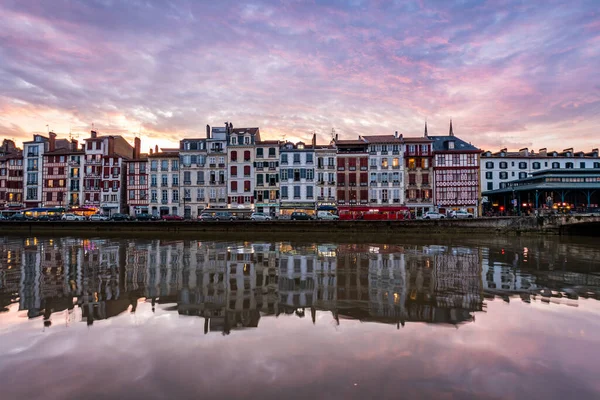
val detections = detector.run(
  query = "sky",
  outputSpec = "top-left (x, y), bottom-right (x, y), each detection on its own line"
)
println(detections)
top-left (0, 0), bottom-right (599, 152)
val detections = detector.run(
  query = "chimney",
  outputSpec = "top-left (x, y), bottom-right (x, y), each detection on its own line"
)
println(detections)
top-left (592, 148), bottom-right (599, 157)
top-left (108, 137), bottom-right (115, 155)
top-left (394, 131), bottom-right (399, 139)
top-left (335, 133), bottom-right (338, 142)
top-left (449, 119), bottom-right (454, 137)
top-left (229, 122), bottom-right (233, 132)
top-left (149, 148), bottom-right (153, 155)
top-left (206, 124), bottom-right (211, 139)
top-left (155, 145), bottom-right (159, 154)
top-left (91, 130), bottom-right (97, 139)
top-left (71, 139), bottom-right (78, 151)
top-left (538, 148), bottom-right (547, 156)
top-left (134, 137), bottom-right (141, 159)
top-left (519, 147), bottom-right (528, 156)
top-left (312, 133), bottom-right (316, 147)
top-left (49, 131), bottom-right (56, 152)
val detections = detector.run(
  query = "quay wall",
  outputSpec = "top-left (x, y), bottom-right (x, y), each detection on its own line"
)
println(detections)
top-left (0, 216), bottom-right (587, 237)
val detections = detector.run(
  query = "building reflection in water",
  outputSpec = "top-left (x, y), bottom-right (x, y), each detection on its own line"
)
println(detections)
top-left (1, 236), bottom-right (599, 332)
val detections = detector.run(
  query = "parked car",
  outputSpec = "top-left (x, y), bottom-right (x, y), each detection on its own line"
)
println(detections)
top-left (110, 213), bottom-right (131, 221)
top-left (161, 214), bottom-right (184, 221)
top-left (135, 213), bottom-right (158, 221)
top-left (198, 212), bottom-right (217, 221)
top-left (291, 212), bottom-right (313, 221)
top-left (10, 213), bottom-right (31, 221)
top-left (250, 212), bottom-right (271, 221)
top-left (450, 210), bottom-right (474, 219)
top-left (317, 211), bottom-right (339, 220)
top-left (37, 214), bottom-right (62, 221)
top-left (214, 212), bottom-right (237, 221)
top-left (62, 213), bottom-right (86, 221)
top-left (423, 211), bottom-right (445, 220)
top-left (89, 214), bottom-right (109, 221)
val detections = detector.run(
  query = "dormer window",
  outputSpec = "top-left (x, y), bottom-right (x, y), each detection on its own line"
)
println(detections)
top-left (231, 137), bottom-right (237, 145)
top-left (244, 136), bottom-right (250, 145)
top-left (448, 141), bottom-right (455, 150)
top-left (297, 144), bottom-right (305, 150)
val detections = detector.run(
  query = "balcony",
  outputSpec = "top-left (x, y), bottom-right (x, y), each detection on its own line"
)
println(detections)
top-left (26, 181), bottom-right (38, 186)
top-left (337, 182), bottom-right (345, 187)
top-left (256, 166), bottom-right (264, 171)
top-left (349, 167), bottom-right (356, 171)
top-left (197, 181), bottom-right (205, 185)
top-left (268, 166), bottom-right (276, 171)
top-left (370, 181), bottom-right (377, 186)
top-left (392, 165), bottom-right (400, 169)
top-left (209, 163), bottom-right (216, 168)
top-left (161, 199), bottom-right (168, 204)
top-left (328, 181), bottom-right (335, 185)
top-left (328, 197), bottom-right (335, 201)
top-left (88, 159), bottom-right (102, 165)
top-left (209, 181), bottom-right (217, 185)
top-left (337, 167), bottom-right (345, 171)
top-left (218, 198), bottom-right (226, 202)
top-left (349, 182), bottom-right (356, 187)
top-left (268, 154), bottom-right (277, 158)
top-left (150, 183), bottom-right (157, 187)
top-left (370, 165), bottom-right (377, 170)
top-left (218, 163), bottom-right (225, 168)
top-left (359, 182), bottom-right (368, 187)
top-left (327, 165), bottom-right (335, 169)
top-left (183, 180), bottom-right (191, 185)
top-left (360, 166), bottom-right (368, 171)
top-left (281, 195), bottom-right (289, 199)
top-left (392, 150), bottom-right (400, 155)
top-left (317, 196), bottom-right (324, 201)
top-left (27, 167), bottom-right (38, 172)
top-left (369, 150), bottom-right (377, 155)
top-left (209, 198), bottom-right (217, 202)
top-left (392, 181), bottom-right (401, 186)
top-left (381, 151), bottom-right (388, 155)
top-left (161, 183), bottom-right (168, 187)
top-left (256, 182), bottom-right (264, 187)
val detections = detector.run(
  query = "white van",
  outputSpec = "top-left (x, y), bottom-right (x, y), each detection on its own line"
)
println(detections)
top-left (317, 211), bottom-right (339, 220)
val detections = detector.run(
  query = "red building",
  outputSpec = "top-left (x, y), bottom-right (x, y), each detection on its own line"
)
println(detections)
top-left (335, 139), bottom-right (369, 205)
top-left (124, 138), bottom-right (148, 216)
top-left (0, 140), bottom-right (23, 210)
top-left (42, 135), bottom-right (83, 207)
top-left (82, 131), bottom-right (134, 215)
top-left (430, 121), bottom-right (480, 216)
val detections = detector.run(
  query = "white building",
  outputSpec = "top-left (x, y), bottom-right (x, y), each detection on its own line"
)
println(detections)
top-left (148, 150), bottom-right (180, 217)
top-left (179, 135), bottom-right (208, 219)
top-left (481, 147), bottom-right (600, 192)
top-left (254, 140), bottom-right (281, 217)
top-left (362, 135), bottom-right (404, 206)
top-left (206, 124), bottom-right (229, 209)
top-left (279, 135), bottom-right (317, 216)
top-left (315, 145), bottom-right (337, 208)
top-left (227, 127), bottom-right (260, 212)
top-left (23, 134), bottom-right (49, 208)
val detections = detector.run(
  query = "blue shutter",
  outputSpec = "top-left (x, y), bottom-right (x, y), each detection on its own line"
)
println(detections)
top-left (300, 169), bottom-right (307, 179)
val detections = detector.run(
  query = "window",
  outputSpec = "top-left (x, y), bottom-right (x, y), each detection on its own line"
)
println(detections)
top-left (293, 154), bottom-right (301, 164)
top-left (519, 162), bottom-right (527, 169)
top-left (281, 186), bottom-right (288, 198)
top-left (580, 162), bottom-right (586, 169)
top-left (307, 169), bottom-right (314, 180)
top-left (244, 136), bottom-right (250, 145)
top-left (230, 151), bottom-right (237, 162)
top-left (381, 158), bottom-right (388, 168)
top-left (129, 190), bottom-right (135, 200)
top-left (244, 181), bottom-right (251, 192)
top-left (485, 161), bottom-right (494, 169)
top-left (422, 174), bottom-right (429, 185)
top-left (231, 136), bottom-right (237, 145)
top-left (231, 181), bottom-right (237, 192)
top-left (594, 162), bottom-right (600, 169)
top-left (151, 175), bottom-right (157, 187)
top-left (306, 153), bottom-right (314, 164)
top-left (244, 166), bottom-right (250, 176)
top-left (172, 174), bottom-right (179, 186)
top-left (293, 186), bottom-right (301, 199)
top-left (129, 163), bottom-right (135, 174)
top-left (183, 171), bottom-right (191, 184)
top-left (197, 171), bottom-right (204, 184)
top-left (281, 154), bottom-right (288, 164)
top-left (161, 160), bottom-right (168, 171)
top-left (151, 160), bottom-right (158, 171)
top-left (532, 162), bottom-right (541, 170)
top-left (552, 162), bottom-right (560, 169)
top-left (129, 176), bottom-right (135, 186)
top-left (408, 158), bottom-right (416, 169)
top-left (280, 169), bottom-right (288, 180)
top-left (269, 148), bottom-right (276, 158)
top-left (256, 148), bottom-right (264, 158)
top-left (257, 174), bottom-right (264, 186)
top-left (230, 166), bottom-right (237, 177)
top-left (519, 172), bottom-right (527, 179)
top-left (161, 175), bottom-right (168, 186)
top-left (499, 172), bottom-right (508, 179)
top-left (485, 172), bottom-right (493, 179)
top-left (244, 151), bottom-right (251, 161)
top-left (499, 162), bottom-right (508, 169)
top-left (566, 162), bottom-right (573, 169)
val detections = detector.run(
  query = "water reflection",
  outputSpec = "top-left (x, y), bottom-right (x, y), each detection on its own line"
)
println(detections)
top-left (2, 236), bottom-right (600, 332)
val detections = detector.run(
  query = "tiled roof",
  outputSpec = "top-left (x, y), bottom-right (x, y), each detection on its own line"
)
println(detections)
top-left (429, 135), bottom-right (480, 152)
top-left (361, 135), bottom-right (401, 143)
top-left (402, 137), bottom-right (433, 143)
top-left (231, 127), bottom-right (260, 135)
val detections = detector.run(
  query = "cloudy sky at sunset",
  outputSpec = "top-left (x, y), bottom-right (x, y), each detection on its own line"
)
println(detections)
top-left (1, 0), bottom-right (599, 152)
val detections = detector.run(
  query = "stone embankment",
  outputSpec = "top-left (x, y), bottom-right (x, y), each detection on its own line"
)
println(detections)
top-left (1, 215), bottom-right (598, 237)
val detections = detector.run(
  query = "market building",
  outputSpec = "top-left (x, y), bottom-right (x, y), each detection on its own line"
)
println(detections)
top-left (430, 121), bottom-right (480, 216)
top-left (254, 140), bottom-right (281, 217)
top-left (279, 135), bottom-right (317, 216)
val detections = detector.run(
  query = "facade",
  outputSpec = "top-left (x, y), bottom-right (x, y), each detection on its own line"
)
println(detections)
top-left (481, 147), bottom-right (600, 192)
top-left (403, 136), bottom-right (434, 217)
top-left (279, 136), bottom-right (317, 216)
top-left (335, 139), bottom-right (369, 206)
top-left (227, 127), bottom-right (260, 211)
top-left (148, 149), bottom-right (180, 217)
top-left (362, 134), bottom-right (404, 206)
top-left (0, 140), bottom-right (22, 210)
top-left (254, 140), bottom-right (280, 216)
top-left (315, 146), bottom-right (337, 208)
top-left (179, 135), bottom-right (207, 219)
top-left (124, 138), bottom-right (148, 217)
top-left (82, 131), bottom-right (134, 215)
top-left (430, 122), bottom-right (481, 216)
top-left (23, 134), bottom-right (49, 208)
top-left (206, 124), bottom-right (229, 209)
top-left (42, 135), bottom-right (84, 208)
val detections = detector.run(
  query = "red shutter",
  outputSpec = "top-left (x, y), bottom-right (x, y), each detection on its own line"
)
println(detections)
top-left (231, 181), bottom-right (237, 191)
top-left (230, 166), bottom-right (237, 176)
top-left (231, 151), bottom-right (237, 162)
top-left (244, 151), bottom-right (250, 161)
top-left (244, 166), bottom-right (250, 176)
top-left (244, 180), bottom-right (250, 192)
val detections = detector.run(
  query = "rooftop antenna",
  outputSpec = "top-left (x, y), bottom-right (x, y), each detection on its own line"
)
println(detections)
top-left (331, 128), bottom-right (336, 140)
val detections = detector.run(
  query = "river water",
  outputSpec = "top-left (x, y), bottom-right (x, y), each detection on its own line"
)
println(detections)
top-left (1, 234), bottom-right (600, 399)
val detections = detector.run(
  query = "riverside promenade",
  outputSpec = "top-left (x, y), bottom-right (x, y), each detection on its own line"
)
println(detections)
top-left (1, 215), bottom-right (599, 237)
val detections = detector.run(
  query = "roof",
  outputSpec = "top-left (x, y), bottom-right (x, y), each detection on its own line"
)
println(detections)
top-left (257, 140), bottom-right (280, 145)
top-left (360, 135), bottom-right (402, 144)
top-left (148, 151), bottom-right (179, 158)
top-left (429, 135), bottom-right (480, 152)
top-left (335, 140), bottom-right (367, 145)
top-left (231, 128), bottom-right (260, 135)
top-left (402, 137), bottom-right (433, 143)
